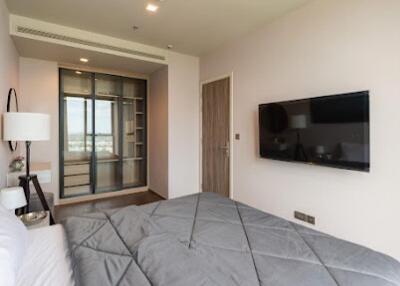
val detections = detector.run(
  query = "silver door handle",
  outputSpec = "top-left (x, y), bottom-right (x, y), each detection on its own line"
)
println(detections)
top-left (219, 143), bottom-right (230, 157)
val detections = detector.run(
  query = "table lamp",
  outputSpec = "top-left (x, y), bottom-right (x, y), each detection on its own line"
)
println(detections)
top-left (0, 187), bottom-right (27, 212)
top-left (2, 112), bottom-right (55, 224)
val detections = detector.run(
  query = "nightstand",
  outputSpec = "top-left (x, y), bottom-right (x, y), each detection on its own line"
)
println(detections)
top-left (20, 211), bottom-right (50, 230)
top-left (7, 162), bottom-right (52, 187)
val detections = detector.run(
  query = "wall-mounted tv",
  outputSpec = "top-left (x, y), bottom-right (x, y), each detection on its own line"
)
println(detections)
top-left (258, 91), bottom-right (370, 172)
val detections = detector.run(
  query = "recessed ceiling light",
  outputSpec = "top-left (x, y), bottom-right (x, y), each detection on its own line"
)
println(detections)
top-left (80, 58), bottom-right (89, 63)
top-left (75, 71), bottom-right (82, 75)
top-left (167, 44), bottom-right (173, 49)
top-left (146, 3), bottom-right (159, 12)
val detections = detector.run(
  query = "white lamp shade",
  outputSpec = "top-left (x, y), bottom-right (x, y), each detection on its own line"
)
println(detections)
top-left (289, 114), bottom-right (307, 129)
top-left (3, 112), bottom-right (50, 141)
top-left (0, 187), bottom-right (27, 210)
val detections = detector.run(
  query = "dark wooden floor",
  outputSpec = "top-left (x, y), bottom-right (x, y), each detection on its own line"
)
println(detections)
top-left (55, 191), bottom-right (164, 222)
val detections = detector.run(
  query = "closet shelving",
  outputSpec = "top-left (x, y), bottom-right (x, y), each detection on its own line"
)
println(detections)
top-left (60, 69), bottom-right (147, 198)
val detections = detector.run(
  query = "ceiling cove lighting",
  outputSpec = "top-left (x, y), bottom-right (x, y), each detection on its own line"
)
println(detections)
top-left (146, 3), bottom-right (159, 12)
top-left (80, 58), bottom-right (89, 63)
top-left (75, 71), bottom-right (82, 75)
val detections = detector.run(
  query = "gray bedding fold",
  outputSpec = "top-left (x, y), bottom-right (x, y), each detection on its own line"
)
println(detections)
top-left (63, 192), bottom-right (400, 286)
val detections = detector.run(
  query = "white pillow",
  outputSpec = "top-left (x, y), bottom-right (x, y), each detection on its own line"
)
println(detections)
top-left (0, 204), bottom-right (28, 286)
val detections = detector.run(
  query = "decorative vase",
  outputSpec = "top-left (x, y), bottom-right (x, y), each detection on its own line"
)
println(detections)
top-left (9, 156), bottom-right (25, 172)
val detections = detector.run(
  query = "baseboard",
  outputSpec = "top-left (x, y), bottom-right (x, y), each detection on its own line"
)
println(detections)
top-left (57, 186), bottom-right (149, 206)
top-left (148, 189), bottom-right (167, 200)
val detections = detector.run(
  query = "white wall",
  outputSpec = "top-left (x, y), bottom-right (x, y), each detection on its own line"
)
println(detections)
top-left (167, 52), bottom-right (200, 199)
top-left (19, 58), bottom-right (59, 203)
top-left (200, 0), bottom-right (400, 260)
top-left (149, 66), bottom-right (169, 198)
top-left (0, 0), bottom-right (19, 188)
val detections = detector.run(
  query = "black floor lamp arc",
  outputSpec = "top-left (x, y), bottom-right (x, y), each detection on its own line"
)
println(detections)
top-left (3, 112), bottom-right (55, 225)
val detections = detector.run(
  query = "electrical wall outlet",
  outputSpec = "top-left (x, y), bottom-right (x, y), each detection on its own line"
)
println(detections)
top-left (294, 211), bottom-right (307, 222)
top-left (306, 215), bottom-right (316, 225)
top-left (294, 211), bottom-right (316, 225)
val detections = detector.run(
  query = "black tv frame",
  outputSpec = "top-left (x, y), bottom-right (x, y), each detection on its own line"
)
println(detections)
top-left (258, 91), bottom-right (370, 172)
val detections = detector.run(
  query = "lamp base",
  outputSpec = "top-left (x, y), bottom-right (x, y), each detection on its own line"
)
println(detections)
top-left (18, 175), bottom-right (55, 225)
top-left (294, 130), bottom-right (308, 162)
top-left (294, 143), bottom-right (308, 162)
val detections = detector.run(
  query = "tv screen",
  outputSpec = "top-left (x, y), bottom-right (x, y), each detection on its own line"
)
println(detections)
top-left (259, 91), bottom-right (370, 172)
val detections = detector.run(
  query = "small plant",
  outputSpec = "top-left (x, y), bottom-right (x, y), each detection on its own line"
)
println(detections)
top-left (9, 156), bottom-right (24, 172)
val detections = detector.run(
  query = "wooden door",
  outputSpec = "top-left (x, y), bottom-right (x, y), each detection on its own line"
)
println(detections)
top-left (202, 77), bottom-right (230, 197)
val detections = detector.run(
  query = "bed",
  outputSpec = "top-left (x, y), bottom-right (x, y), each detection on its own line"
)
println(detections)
top-left (0, 204), bottom-right (75, 286)
top-left (17, 225), bottom-right (75, 286)
top-left (63, 192), bottom-right (400, 286)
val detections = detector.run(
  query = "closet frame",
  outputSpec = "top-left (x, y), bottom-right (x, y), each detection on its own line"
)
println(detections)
top-left (59, 68), bottom-right (148, 198)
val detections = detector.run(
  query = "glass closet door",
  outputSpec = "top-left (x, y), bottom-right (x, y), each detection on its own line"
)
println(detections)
top-left (60, 69), bottom-right (147, 198)
top-left (61, 70), bottom-right (93, 197)
top-left (94, 74), bottom-right (122, 193)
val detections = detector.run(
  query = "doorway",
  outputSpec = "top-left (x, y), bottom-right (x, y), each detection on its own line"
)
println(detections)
top-left (201, 76), bottom-right (231, 198)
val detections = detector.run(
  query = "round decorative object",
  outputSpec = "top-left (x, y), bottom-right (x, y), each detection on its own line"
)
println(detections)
top-left (18, 211), bottom-right (47, 226)
top-left (6, 88), bottom-right (19, 152)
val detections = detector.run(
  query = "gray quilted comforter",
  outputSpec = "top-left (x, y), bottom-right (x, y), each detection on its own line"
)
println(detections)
top-left (63, 192), bottom-right (400, 286)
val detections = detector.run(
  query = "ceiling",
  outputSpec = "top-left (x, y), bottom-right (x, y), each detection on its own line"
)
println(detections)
top-left (6, 0), bottom-right (311, 56)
